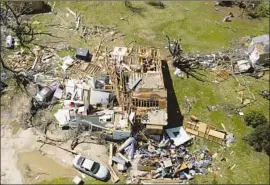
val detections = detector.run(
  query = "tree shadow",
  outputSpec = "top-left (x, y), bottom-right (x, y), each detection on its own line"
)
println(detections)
top-left (161, 60), bottom-right (184, 128)
top-left (125, 1), bottom-right (146, 17)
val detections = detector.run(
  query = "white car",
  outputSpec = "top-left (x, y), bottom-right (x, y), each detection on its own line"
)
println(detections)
top-left (73, 155), bottom-right (110, 181)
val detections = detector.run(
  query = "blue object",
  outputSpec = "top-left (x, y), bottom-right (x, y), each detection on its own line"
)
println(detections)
top-left (1, 73), bottom-right (7, 79)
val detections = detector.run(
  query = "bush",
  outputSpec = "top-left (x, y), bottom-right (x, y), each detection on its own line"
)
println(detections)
top-left (244, 124), bottom-right (270, 155)
top-left (244, 111), bottom-right (268, 128)
top-left (246, 2), bottom-right (269, 19)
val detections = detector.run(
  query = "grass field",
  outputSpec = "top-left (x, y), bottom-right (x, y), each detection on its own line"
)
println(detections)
top-left (172, 71), bottom-right (269, 184)
top-left (29, 1), bottom-right (270, 184)
top-left (33, 1), bottom-right (269, 53)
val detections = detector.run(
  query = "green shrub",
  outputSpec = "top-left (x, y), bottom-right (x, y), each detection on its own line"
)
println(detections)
top-left (247, 2), bottom-right (269, 19)
top-left (244, 124), bottom-right (270, 155)
top-left (244, 111), bottom-right (268, 128)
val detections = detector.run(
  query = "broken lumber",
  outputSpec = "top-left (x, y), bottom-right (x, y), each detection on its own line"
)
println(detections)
top-left (31, 56), bottom-right (38, 70)
top-left (66, 7), bottom-right (76, 17)
top-left (109, 143), bottom-right (113, 166)
top-left (76, 17), bottom-right (81, 30)
top-left (107, 165), bottom-right (119, 183)
top-left (117, 152), bottom-right (130, 163)
top-left (37, 139), bottom-right (78, 155)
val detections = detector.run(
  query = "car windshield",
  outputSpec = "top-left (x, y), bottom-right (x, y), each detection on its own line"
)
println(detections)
top-left (78, 157), bottom-right (84, 166)
top-left (90, 162), bottom-right (100, 174)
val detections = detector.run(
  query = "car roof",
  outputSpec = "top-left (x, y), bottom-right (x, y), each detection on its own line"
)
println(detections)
top-left (82, 158), bottom-right (94, 170)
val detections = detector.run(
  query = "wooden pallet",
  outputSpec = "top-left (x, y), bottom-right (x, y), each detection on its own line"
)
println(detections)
top-left (85, 64), bottom-right (101, 76)
top-left (73, 63), bottom-right (101, 76)
top-left (183, 116), bottom-right (227, 145)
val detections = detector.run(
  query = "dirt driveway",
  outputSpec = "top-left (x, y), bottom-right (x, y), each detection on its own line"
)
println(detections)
top-left (1, 92), bottom-right (109, 184)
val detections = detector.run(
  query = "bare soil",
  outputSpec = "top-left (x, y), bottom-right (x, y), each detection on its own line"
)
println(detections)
top-left (1, 90), bottom-right (109, 184)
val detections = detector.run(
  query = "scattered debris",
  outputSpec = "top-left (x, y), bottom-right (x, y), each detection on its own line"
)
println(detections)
top-left (223, 12), bottom-right (234, 22)
top-left (237, 60), bottom-right (252, 73)
top-left (184, 116), bottom-right (231, 145)
top-left (174, 68), bottom-right (184, 78)
top-left (248, 35), bottom-right (269, 67)
top-left (73, 176), bottom-right (83, 185)
top-left (6, 35), bottom-right (15, 49)
top-left (62, 56), bottom-right (75, 71)
top-left (260, 89), bottom-right (270, 100)
top-left (207, 105), bottom-right (218, 112)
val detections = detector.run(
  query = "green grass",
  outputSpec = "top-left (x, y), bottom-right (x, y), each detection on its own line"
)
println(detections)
top-left (57, 49), bottom-right (75, 58)
top-left (37, 176), bottom-right (126, 184)
top-left (33, 1), bottom-right (269, 52)
top-left (172, 71), bottom-right (269, 184)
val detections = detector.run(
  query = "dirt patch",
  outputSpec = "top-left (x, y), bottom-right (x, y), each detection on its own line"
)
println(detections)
top-left (1, 85), bottom-right (109, 184)
top-left (17, 151), bottom-right (78, 184)
top-left (11, 120), bottom-right (20, 135)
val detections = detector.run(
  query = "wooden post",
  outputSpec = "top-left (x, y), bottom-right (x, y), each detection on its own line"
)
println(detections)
top-left (109, 143), bottom-right (113, 166)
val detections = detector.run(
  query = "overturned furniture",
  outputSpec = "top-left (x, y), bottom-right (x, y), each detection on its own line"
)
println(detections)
top-left (183, 116), bottom-right (228, 145)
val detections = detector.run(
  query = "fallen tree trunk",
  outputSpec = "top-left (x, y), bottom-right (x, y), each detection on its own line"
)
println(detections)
top-left (37, 139), bottom-right (79, 155)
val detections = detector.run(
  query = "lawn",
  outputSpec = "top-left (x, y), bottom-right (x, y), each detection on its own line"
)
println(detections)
top-left (33, 1), bottom-right (269, 53)
top-left (171, 71), bottom-right (269, 184)
top-left (29, 1), bottom-right (269, 184)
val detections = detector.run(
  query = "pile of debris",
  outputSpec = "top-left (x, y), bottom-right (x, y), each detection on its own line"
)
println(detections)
top-left (135, 145), bottom-right (215, 180)
top-left (174, 35), bottom-right (269, 79)
top-left (260, 89), bottom-right (270, 100)
top-left (7, 50), bottom-right (35, 70)
top-left (108, 132), bottom-right (219, 184)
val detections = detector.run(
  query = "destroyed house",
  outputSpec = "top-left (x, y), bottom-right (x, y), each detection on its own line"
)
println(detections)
top-left (55, 78), bottom-right (131, 140)
top-left (110, 46), bottom-right (168, 134)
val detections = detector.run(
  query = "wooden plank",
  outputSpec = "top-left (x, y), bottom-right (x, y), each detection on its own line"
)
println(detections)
top-left (185, 128), bottom-right (199, 136)
top-left (208, 129), bottom-right (225, 139)
top-left (198, 122), bottom-right (207, 133)
top-left (117, 152), bottom-right (130, 163)
top-left (146, 125), bottom-right (163, 130)
top-left (109, 143), bottom-right (113, 166)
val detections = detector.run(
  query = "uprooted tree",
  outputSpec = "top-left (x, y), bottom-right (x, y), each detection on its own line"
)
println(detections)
top-left (163, 33), bottom-right (206, 82)
top-left (1, 2), bottom-right (53, 47)
top-left (0, 2), bottom-right (57, 90)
